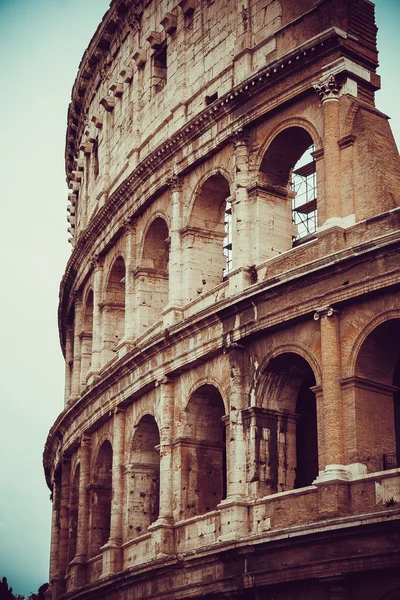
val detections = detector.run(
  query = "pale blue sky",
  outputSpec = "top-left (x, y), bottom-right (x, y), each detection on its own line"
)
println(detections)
top-left (0, 0), bottom-right (399, 596)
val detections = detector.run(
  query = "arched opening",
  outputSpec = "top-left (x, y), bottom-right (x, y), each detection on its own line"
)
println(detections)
top-left (88, 440), bottom-right (112, 557)
top-left (183, 174), bottom-right (231, 301)
top-left (67, 464), bottom-right (80, 564)
top-left (127, 415), bottom-right (160, 539)
top-left (135, 218), bottom-right (169, 333)
top-left (181, 385), bottom-right (227, 519)
top-left (291, 145), bottom-right (317, 242)
top-left (80, 290), bottom-right (93, 383)
top-left (102, 257), bottom-right (125, 365)
top-left (354, 319), bottom-right (400, 471)
top-left (248, 352), bottom-right (318, 496)
top-left (257, 127), bottom-right (316, 261)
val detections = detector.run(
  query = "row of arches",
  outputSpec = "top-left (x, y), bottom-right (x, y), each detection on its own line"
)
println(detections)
top-left (67, 125), bottom-right (319, 386)
top-left (58, 315), bottom-right (400, 586)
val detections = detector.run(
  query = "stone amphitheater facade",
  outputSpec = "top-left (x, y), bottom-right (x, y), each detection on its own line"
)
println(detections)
top-left (44, 0), bottom-right (400, 598)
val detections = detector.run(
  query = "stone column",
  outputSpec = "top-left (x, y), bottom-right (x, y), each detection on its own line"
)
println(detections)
top-left (230, 130), bottom-right (252, 294)
top-left (219, 343), bottom-right (249, 541)
top-left (64, 323), bottom-right (74, 405)
top-left (314, 306), bottom-right (347, 481)
top-left (57, 457), bottom-right (71, 591)
top-left (70, 295), bottom-right (83, 400)
top-left (49, 476), bottom-right (61, 598)
top-left (163, 175), bottom-right (183, 326)
top-left (157, 377), bottom-right (175, 524)
top-left (313, 75), bottom-right (342, 227)
top-left (88, 258), bottom-right (103, 379)
top-left (148, 377), bottom-right (175, 557)
top-left (69, 435), bottom-right (91, 588)
top-left (123, 223), bottom-right (137, 345)
top-left (102, 408), bottom-right (126, 575)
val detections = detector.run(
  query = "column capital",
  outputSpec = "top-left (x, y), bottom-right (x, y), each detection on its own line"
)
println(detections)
top-left (223, 341), bottom-right (246, 354)
top-left (313, 305), bottom-right (339, 321)
top-left (80, 434), bottom-right (91, 447)
top-left (313, 74), bottom-right (341, 102)
top-left (90, 253), bottom-right (104, 270)
top-left (231, 126), bottom-right (250, 147)
top-left (156, 375), bottom-right (176, 386)
top-left (121, 217), bottom-right (137, 234)
top-left (71, 290), bottom-right (83, 306)
top-left (166, 174), bottom-right (183, 192)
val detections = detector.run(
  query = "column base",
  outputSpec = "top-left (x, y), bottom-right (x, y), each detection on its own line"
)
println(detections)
top-left (228, 266), bottom-right (253, 296)
top-left (314, 464), bottom-right (350, 483)
top-left (148, 519), bottom-right (175, 557)
top-left (101, 541), bottom-right (122, 576)
top-left (319, 214), bottom-right (355, 231)
top-left (314, 468), bottom-right (350, 517)
top-left (115, 338), bottom-right (136, 358)
top-left (218, 498), bottom-right (249, 541)
top-left (162, 304), bottom-right (184, 327)
top-left (67, 555), bottom-right (87, 589)
top-left (86, 370), bottom-right (100, 385)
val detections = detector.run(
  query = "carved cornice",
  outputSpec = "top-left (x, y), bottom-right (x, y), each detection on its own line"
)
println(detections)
top-left (60, 27), bottom-right (350, 347)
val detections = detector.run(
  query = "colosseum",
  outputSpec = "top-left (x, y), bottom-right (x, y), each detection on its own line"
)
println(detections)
top-left (43, 0), bottom-right (400, 598)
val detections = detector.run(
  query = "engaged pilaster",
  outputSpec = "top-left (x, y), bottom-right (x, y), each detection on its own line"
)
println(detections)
top-left (229, 129), bottom-right (253, 294)
top-left (64, 323), bottom-right (74, 405)
top-left (219, 343), bottom-right (249, 541)
top-left (120, 222), bottom-right (137, 353)
top-left (314, 306), bottom-right (347, 482)
top-left (56, 457), bottom-right (71, 595)
top-left (70, 295), bottom-right (83, 401)
top-left (87, 257), bottom-right (103, 381)
top-left (102, 408), bottom-right (126, 575)
top-left (69, 435), bottom-right (91, 588)
top-left (313, 75), bottom-right (342, 228)
top-left (163, 175), bottom-right (183, 326)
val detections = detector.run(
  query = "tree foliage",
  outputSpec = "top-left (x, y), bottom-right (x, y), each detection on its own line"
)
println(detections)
top-left (0, 578), bottom-right (48, 600)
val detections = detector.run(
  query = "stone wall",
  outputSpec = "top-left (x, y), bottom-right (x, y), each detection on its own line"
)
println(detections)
top-left (46, 0), bottom-right (400, 598)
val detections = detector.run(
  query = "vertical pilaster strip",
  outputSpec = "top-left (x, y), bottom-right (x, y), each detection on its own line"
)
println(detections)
top-left (167, 176), bottom-right (183, 308)
top-left (49, 476), bottom-right (61, 585)
top-left (64, 324), bottom-right (74, 405)
top-left (109, 408), bottom-right (126, 544)
top-left (225, 344), bottom-right (248, 500)
top-left (157, 377), bottom-right (174, 524)
top-left (70, 295), bottom-right (83, 399)
top-left (57, 457), bottom-right (71, 583)
top-left (74, 435), bottom-right (91, 560)
top-left (314, 306), bottom-right (345, 473)
top-left (232, 129), bottom-right (251, 270)
top-left (124, 223), bottom-right (136, 343)
top-left (313, 75), bottom-right (342, 224)
top-left (90, 258), bottom-right (103, 375)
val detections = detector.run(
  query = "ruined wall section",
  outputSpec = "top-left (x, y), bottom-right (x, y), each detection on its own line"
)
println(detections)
top-left (66, 0), bottom-right (380, 243)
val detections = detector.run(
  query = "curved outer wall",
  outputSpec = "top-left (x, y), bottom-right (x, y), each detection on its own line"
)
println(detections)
top-left (45, 1), bottom-right (400, 599)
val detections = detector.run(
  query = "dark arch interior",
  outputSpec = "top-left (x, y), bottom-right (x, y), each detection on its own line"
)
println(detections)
top-left (129, 415), bottom-right (160, 536)
top-left (142, 218), bottom-right (169, 271)
top-left (90, 440), bottom-right (113, 557)
top-left (260, 127), bottom-right (314, 187)
top-left (184, 385), bottom-right (226, 517)
top-left (262, 353), bottom-right (318, 490)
